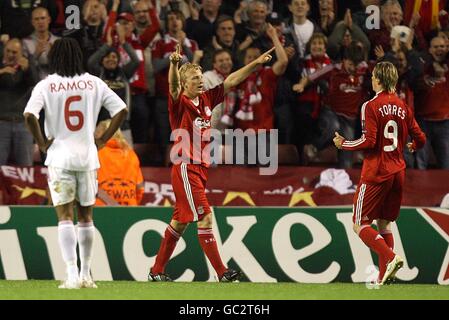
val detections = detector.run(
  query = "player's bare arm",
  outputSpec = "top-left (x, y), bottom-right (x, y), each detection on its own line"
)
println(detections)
top-left (266, 23), bottom-right (288, 76)
top-left (169, 44), bottom-right (182, 100)
top-left (23, 113), bottom-right (54, 153)
top-left (223, 47), bottom-right (275, 94)
top-left (95, 108), bottom-right (128, 149)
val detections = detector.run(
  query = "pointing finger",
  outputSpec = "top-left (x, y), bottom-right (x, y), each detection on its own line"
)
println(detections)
top-left (265, 47), bottom-right (275, 55)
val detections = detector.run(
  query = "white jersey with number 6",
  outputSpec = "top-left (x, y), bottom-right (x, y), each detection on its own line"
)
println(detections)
top-left (24, 73), bottom-right (126, 171)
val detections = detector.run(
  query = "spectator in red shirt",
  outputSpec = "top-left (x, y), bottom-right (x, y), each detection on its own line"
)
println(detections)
top-left (294, 41), bottom-right (370, 168)
top-left (234, 23), bottom-right (288, 131)
top-left (414, 36), bottom-right (449, 169)
top-left (103, 0), bottom-right (160, 144)
top-left (291, 33), bottom-right (331, 161)
top-left (404, 0), bottom-right (448, 37)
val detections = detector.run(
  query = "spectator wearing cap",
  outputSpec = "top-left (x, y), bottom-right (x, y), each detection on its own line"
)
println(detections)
top-left (201, 15), bottom-right (244, 71)
top-left (103, 0), bottom-right (160, 144)
top-left (413, 36), bottom-right (449, 169)
top-left (186, 0), bottom-right (223, 49)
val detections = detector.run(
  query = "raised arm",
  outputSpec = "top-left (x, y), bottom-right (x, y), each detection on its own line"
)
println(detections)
top-left (223, 47), bottom-right (275, 94)
top-left (87, 44), bottom-right (111, 76)
top-left (169, 44), bottom-right (182, 100)
top-left (266, 23), bottom-right (288, 76)
top-left (139, 3), bottom-right (161, 48)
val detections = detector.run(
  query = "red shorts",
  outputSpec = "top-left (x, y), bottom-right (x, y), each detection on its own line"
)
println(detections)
top-left (352, 170), bottom-right (404, 226)
top-left (171, 163), bottom-right (211, 223)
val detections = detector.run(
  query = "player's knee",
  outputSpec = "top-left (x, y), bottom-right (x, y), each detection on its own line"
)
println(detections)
top-left (77, 206), bottom-right (93, 223)
top-left (197, 213), bottom-right (213, 228)
top-left (353, 223), bottom-right (361, 235)
top-left (170, 220), bottom-right (188, 234)
top-left (55, 203), bottom-right (74, 221)
top-left (377, 219), bottom-right (391, 232)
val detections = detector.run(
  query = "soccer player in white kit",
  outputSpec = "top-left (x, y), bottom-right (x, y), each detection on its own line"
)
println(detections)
top-left (24, 38), bottom-right (128, 289)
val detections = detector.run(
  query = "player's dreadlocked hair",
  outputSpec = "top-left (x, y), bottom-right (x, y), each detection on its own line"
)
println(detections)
top-left (48, 38), bottom-right (84, 77)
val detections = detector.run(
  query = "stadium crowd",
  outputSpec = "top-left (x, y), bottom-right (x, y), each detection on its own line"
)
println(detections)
top-left (0, 0), bottom-right (448, 169)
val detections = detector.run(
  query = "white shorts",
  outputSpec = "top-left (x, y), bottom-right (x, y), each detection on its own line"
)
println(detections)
top-left (47, 167), bottom-right (98, 207)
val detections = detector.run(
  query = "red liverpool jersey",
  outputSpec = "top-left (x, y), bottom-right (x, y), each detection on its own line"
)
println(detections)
top-left (309, 62), bottom-right (369, 119)
top-left (341, 91), bottom-right (426, 183)
top-left (169, 84), bottom-right (224, 167)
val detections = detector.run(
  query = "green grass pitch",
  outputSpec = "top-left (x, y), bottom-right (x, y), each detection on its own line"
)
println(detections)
top-left (0, 280), bottom-right (448, 300)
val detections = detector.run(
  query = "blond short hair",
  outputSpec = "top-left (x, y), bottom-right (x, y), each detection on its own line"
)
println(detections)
top-left (179, 63), bottom-right (202, 88)
top-left (373, 61), bottom-right (398, 93)
top-left (96, 119), bottom-right (130, 150)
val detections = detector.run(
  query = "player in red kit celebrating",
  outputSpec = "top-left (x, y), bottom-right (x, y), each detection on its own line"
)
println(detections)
top-left (333, 62), bottom-right (426, 285)
top-left (148, 44), bottom-right (276, 282)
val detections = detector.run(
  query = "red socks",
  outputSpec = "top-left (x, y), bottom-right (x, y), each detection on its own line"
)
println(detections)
top-left (359, 226), bottom-right (395, 268)
top-left (152, 225), bottom-right (228, 278)
top-left (198, 228), bottom-right (227, 277)
top-left (151, 225), bottom-right (181, 274)
top-left (378, 230), bottom-right (395, 281)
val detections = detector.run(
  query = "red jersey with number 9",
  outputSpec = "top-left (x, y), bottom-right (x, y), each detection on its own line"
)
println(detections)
top-left (24, 73), bottom-right (127, 171)
top-left (341, 91), bottom-right (426, 183)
